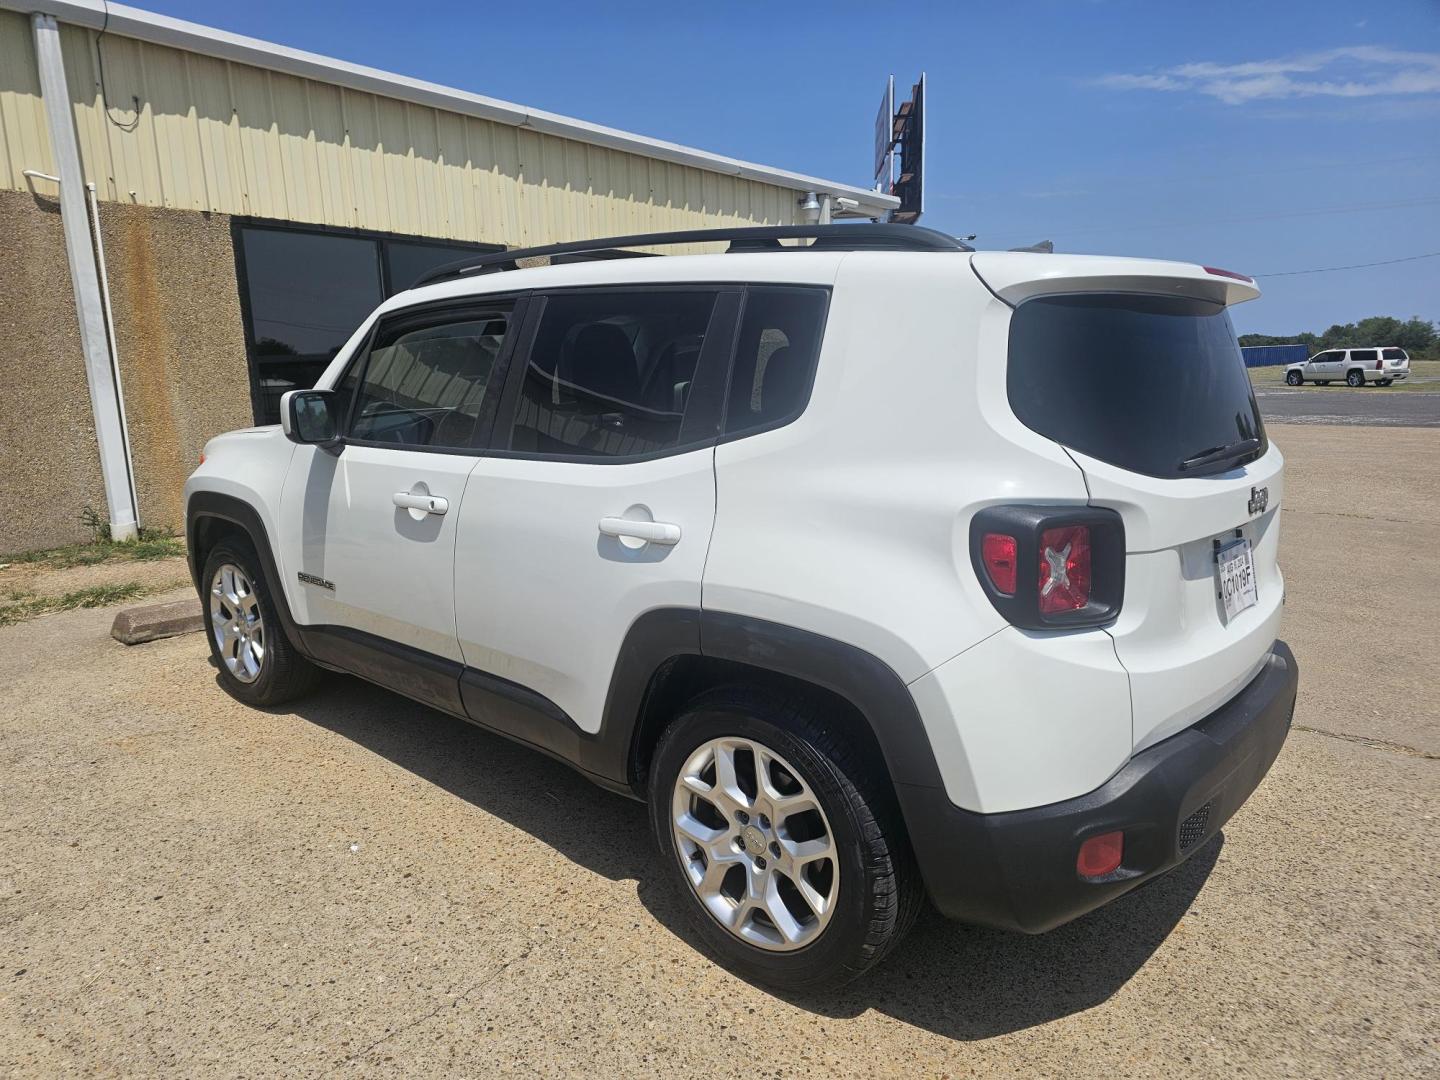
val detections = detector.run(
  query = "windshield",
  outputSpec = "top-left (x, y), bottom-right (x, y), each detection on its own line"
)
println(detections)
top-left (1007, 293), bottom-right (1267, 479)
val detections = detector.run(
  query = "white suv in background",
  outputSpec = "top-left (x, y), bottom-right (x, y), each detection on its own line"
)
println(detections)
top-left (185, 225), bottom-right (1298, 989)
top-left (1285, 347), bottom-right (1410, 386)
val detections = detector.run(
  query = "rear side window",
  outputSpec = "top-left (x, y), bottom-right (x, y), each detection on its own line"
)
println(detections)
top-left (349, 309), bottom-right (509, 449)
top-left (508, 290), bottom-right (718, 458)
top-left (724, 288), bottom-right (829, 437)
top-left (1349, 349), bottom-right (1378, 366)
top-left (1383, 348), bottom-right (1407, 361)
top-left (1008, 294), bottom-right (1266, 479)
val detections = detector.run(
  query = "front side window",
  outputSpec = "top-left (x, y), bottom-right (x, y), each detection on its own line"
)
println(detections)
top-left (508, 291), bottom-right (718, 458)
top-left (723, 288), bottom-right (829, 437)
top-left (348, 308), bottom-right (510, 449)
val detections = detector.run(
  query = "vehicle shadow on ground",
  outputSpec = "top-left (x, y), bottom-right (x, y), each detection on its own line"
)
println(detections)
top-left (282, 672), bottom-right (1221, 1042)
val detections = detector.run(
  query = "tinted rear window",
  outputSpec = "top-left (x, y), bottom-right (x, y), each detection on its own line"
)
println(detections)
top-left (1008, 294), bottom-right (1266, 479)
top-left (1383, 348), bottom-right (1407, 361)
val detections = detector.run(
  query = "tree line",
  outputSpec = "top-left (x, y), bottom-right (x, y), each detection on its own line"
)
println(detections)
top-left (1239, 316), bottom-right (1437, 361)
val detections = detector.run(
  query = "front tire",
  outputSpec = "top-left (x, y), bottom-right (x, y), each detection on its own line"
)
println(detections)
top-left (1285, 371), bottom-right (1302, 386)
top-left (202, 538), bottom-right (319, 706)
top-left (1347, 370), bottom-right (1365, 387)
top-left (648, 687), bottom-right (921, 990)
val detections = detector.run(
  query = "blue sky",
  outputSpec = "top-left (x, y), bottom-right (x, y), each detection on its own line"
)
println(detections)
top-left (149, 0), bottom-right (1439, 334)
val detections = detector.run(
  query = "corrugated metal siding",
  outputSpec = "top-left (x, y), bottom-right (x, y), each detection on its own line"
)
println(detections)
top-left (0, 12), bottom-right (796, 248)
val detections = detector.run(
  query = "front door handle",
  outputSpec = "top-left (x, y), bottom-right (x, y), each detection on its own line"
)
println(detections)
top-left (599, 517), bottom-right (681, 545)
top-left (393, 492), bottom-right (449, 515)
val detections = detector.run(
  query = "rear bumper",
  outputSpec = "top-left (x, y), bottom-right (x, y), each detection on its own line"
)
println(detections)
top-left (900, 640), bottom-right (1298, 933)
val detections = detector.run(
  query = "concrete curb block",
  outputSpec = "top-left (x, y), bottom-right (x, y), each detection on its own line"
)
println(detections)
top-left (111, 598), bottom-right (204, 645)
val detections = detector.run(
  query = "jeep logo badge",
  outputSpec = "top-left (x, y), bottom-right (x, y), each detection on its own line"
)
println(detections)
top-left (1248, 486), bottom-right (1269, 516)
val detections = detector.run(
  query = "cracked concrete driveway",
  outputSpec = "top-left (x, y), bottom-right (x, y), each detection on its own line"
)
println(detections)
top-left (1, 424), bottom-right (1436, 1077)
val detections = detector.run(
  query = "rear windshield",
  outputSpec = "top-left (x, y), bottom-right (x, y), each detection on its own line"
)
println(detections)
top-left (1383, 348), bottom-right (1407, 361)
top-left (1008, 293), bottom-right (1267, 479)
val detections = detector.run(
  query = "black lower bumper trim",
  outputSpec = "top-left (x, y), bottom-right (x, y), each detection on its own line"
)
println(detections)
top-left (901, 640), bottom-right (1298, 933)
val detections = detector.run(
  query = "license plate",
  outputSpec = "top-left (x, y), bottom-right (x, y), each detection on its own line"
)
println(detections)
top-left (1216, 538), bottom-right (1258, 621)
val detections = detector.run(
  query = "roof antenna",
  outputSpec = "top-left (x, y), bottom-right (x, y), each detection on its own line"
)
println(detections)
top-left (1009, 240), bottom-right (1054, 253)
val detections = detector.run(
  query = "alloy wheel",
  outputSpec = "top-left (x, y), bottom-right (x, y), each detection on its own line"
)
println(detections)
top-left (670, 736), bottom-right (839, 951)
top-left (210, 563), bottom-right (266, 683)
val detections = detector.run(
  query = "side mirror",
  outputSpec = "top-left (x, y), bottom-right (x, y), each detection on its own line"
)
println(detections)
top-left (281, 389), bottom-right (340, 446)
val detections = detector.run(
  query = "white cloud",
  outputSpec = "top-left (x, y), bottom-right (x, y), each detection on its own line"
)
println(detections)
top-left (1095, 46), bottom-right (1440, 105)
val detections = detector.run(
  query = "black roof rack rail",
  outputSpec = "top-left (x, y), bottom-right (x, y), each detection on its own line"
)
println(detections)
top-left (409, 223), bottom-right (972, 290)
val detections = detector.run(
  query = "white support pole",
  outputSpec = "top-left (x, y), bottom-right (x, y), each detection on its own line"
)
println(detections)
top-left (87, 180), bottom-right (141, 522)
top-left (32, 12), bottom-right (139, 540)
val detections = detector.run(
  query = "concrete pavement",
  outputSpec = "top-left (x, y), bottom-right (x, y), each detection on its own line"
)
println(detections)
top-left (1256, 387), bottom-right (1440, 427)
top-left (1, 424), bottom-right (1435, 1078)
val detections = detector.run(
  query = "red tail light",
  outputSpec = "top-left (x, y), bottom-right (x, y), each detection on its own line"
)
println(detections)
top-left (1376, 357), bottom-right (1383, 370)
top-left (1038, 525), bottom-right (1092, 614)
top-left (981, 533), bottom-right (1018, 595)
top-left (1077, 831), bottom-right (1124, 878)
top-left (970, 506), bottom-right (1124, 629)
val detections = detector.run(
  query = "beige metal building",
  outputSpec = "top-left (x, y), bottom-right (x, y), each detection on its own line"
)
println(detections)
top-left (0, 0), bottom-right (896, 554)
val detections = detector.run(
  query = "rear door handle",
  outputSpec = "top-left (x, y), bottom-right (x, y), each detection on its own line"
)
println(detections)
top-left (393, 492), bottom-right (449, 515)
top-left (598, 517), bottom-right (681, 545)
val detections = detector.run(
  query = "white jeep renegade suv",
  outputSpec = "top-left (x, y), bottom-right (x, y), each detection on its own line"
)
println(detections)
top-left (185, 224), bottom-right (1298, 989)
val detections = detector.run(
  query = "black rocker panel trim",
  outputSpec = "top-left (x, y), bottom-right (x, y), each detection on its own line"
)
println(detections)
top-left (299, 625), bottom-right (466, 717)
top-left (464, 607), bottom-right (703, 791)
top-left (459, 667), bottom-right (585, 762)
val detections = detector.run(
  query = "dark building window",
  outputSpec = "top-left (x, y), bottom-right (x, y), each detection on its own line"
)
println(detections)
top-left (233, 221), bottom-right (501, 424)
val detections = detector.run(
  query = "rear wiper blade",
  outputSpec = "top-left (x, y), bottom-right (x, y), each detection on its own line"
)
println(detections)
top-left (1178, 438), bottom-right (1262, 472)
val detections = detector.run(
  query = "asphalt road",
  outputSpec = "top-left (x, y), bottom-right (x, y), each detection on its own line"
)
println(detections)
top-left (1255, 386), bottom-right (1440, 426)
top-left (1, 425), bottom-right (1436, 1078)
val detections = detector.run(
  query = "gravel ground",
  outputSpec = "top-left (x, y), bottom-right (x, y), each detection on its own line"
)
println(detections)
top-left (0, 557), bottom-right (190, 603)
top-left (1, 425), bottom-right (1436, 1078)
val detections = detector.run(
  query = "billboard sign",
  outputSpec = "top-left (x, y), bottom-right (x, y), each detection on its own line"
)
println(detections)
top-left (872, 73), bottom-right (926, 222)
top-left (873, 75), bottom-right (895, 193)
top-left (892, 72), bottom-right (925, 223)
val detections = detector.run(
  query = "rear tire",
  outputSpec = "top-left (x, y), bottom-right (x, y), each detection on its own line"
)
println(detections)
top-left (1317, 380), bottom-right (1330, 385)
top-left (1285, 371), bottom-right (1302, 386)
top-left (202, 538), bottom-right (320, 707)
top-left (648, 686), bottom-right (922, 990)
top-left (1378, 379), bottom-right (1392, 386)
top-left (1347, 370), bottom-right (1365, 387)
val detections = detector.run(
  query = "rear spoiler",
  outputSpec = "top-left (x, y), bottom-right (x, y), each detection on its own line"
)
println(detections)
top-left (971, 252), bottom-right (1261, 308)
